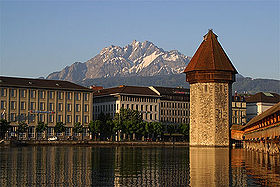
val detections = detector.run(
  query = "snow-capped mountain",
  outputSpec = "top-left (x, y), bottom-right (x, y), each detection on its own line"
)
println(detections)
top-left (46, 40), bottom-right (191, 82)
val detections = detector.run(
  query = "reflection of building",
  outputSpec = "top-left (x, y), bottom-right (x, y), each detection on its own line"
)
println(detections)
top-left (189, 147), bottom-right (229, 186)
top-left (232, 95), bottom-right (246, 126)
top-left (113, 147), bottom-right (190, 186)
top-left (0, 76), bottom-right (93, 137)
top-left (93, 85), bottom-right (160, 122)
top-left (245, 92), bottom-right (280, 122)
top-left (149, 86), bottom-right (190, 124)
top-left (184, 30), bottom-right (238, 146)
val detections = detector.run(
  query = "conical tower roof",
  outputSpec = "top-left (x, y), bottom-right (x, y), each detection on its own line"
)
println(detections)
top-left (184, 30), bottom-right (237, 83)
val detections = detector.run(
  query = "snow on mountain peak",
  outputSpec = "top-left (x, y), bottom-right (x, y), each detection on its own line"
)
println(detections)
top-left (46, 40), bottom-right (191, 82)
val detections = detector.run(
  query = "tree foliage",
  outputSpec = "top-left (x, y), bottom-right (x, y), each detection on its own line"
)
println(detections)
top-left (36, 122), bottom-right (47, 133)
top-left (0, 119), bottom-right (11, 139)
top-left (73, 122), bottom-right (83, 133)
top-left (88, 108), bottom-right (189, 142)
top-left (54, 122), bottom-right (66, 134)
top-left (178, 123), bottom-right (189, 140)
top-left (17, 121), bottom-right (28, 134)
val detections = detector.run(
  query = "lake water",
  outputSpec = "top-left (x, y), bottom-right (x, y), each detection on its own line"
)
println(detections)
top-left (0, 146), bottom-right (279, 186)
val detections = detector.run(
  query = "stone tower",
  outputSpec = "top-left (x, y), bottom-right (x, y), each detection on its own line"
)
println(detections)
top-left (184, 30), bottom-right (238, 146)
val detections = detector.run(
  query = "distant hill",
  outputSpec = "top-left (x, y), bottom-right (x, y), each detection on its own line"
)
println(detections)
top-left (78, 74), bottom-right (280, 94)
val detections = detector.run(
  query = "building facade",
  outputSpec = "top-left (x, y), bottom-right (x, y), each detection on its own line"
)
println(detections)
top-left (0, 76), bottom-right (93, 138)
top-left (93, 85), bottom-right (160, 122)
top-left (245, 92), bottom-right (280, 122)
top-left (184, 30), bottom-right (238, 146)
top-left (232, 95), bottom-right (246, 126)
top-left (149, 86), bottom-right (190, 124)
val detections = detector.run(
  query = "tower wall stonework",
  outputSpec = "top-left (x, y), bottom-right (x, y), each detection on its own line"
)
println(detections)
top-left (190, 82), bottom-right (231, 146)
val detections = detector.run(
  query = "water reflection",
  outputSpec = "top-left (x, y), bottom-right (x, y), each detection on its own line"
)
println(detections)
top-left (189, 147), bottom-right (230, 186)
top-left (0, 146), bottom-right (279, 186)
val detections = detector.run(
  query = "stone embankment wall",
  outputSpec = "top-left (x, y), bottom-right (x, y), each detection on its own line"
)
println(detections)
top-left (190, 82), bottom-right (230, 146)
top-left (1, 140), bottom-right (189, 147)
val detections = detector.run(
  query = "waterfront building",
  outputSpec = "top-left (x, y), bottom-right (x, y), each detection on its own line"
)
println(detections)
top-left (184, 30), bottom-right (238, 146)
top-left (245, 92), bottom-right (280, 122)
top-left (0, 76), bottom-right (93, 138)
top-left (232, 95), bottom-right (246, 126)
top-left (93, 85), bottom-right (160, 122)
top-left (149, 86), bottom-right (190, 124)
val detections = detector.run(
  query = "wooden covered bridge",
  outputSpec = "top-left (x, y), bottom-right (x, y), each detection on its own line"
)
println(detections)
top-left (231, 102), bottom-right (280, 154)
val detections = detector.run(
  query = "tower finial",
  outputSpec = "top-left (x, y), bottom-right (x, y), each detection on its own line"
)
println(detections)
top-left (203, 29), bottom-right (217, 41)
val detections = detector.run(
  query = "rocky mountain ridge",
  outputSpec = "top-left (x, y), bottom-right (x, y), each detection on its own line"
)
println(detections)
top-left (47, 40), bottom-right (191, 82)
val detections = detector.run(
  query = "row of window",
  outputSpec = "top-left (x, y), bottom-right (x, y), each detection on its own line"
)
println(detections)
top-left (94, 103), bottom-right (159, 113)
top-left (121, 95), bottom-right (158, 103)
top-left (232, 102), bottom-right (246, 108)
top-left (232, 110), bottom-right (246, 117)
top-left (121, 104), bottom-right (157, 112)
top-left (160, 109), bottom-right (190, 116)
top-left (160, 117), bottom-right (189, 124)
top-left (161, 102), bottom-right (189, 109)
top-left (5, 113), bottom-right (89, 123)
top-left (1, 88), bottom-right (89, 101)
top-left (97, 112), bottom-right (157, 121)
top-left (95, 104), bottom-right (118, 113)
top-left (1, 100), bottom-right (89, 112)
top-left (232, 117), bottom-right (246, 124)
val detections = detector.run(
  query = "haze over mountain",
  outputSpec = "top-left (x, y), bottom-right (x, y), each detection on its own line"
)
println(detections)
top-left (47, 40), bottom-right (191, 82)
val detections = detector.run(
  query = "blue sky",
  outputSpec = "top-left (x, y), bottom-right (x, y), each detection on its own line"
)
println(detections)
top-left (0, 0), bottom-right (279, 80)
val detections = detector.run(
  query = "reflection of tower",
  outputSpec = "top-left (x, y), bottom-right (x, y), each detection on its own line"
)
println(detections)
top-left (189, 147), bottom-right (229, 186)
top-left (184, 30), bottom-right (237, 146)
top-left (231, 149), bottom-right (247, 186)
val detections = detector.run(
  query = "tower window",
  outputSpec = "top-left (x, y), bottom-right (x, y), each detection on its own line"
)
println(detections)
top-left (204, 85), bottom-right (208, 92)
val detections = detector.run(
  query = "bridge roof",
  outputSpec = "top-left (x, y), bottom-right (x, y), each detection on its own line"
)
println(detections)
top-left (241, 102), bottom-right (280, 131)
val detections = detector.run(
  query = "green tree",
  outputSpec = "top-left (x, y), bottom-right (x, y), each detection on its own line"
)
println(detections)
top-left (167, 124), bottom-right (176, 136)
top-left (89, 120), bottom-right (101, 140)
top-left (0, 119), bottom-right (11, 139)
top-left (133, 121), bottom-right (145, 140)
top-left (113, 108), bottom-right (143, 141)
top-left (73, 122), bottom-right (83, 134)
top-left (112, 113), bottom-right (122, 133)
top-left (178, 123), bottom-right (189, 141)
top-left (145, 122), bottom-right (154, 139)
top-left (103, 119), bottom-right (114, 140)
top-left (97, 112), bottom-right (113, 140)
top-left (54, 122), bottom-right (66, 136)
top-left (17, 121), bottom-right (28, 140)
top-left (152, 122), bottom-right (163, 141)
top-left (36, 122), bottom-right (47, 139)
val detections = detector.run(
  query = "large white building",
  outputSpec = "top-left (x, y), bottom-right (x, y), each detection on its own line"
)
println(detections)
top-left (245, 92), bottom-right (279, 122)
top-left (93, 85), bottom-right (160, 122)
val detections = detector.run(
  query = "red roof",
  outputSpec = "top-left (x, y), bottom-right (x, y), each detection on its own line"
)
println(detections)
top-left (184, 30), bottom-right (237, 73)
top-left (245, 92), bottom-right (280, 103)
top-left (0, 76), bottom-right (91, 91)
top-left (94, 85), bottom-right (159, 97)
